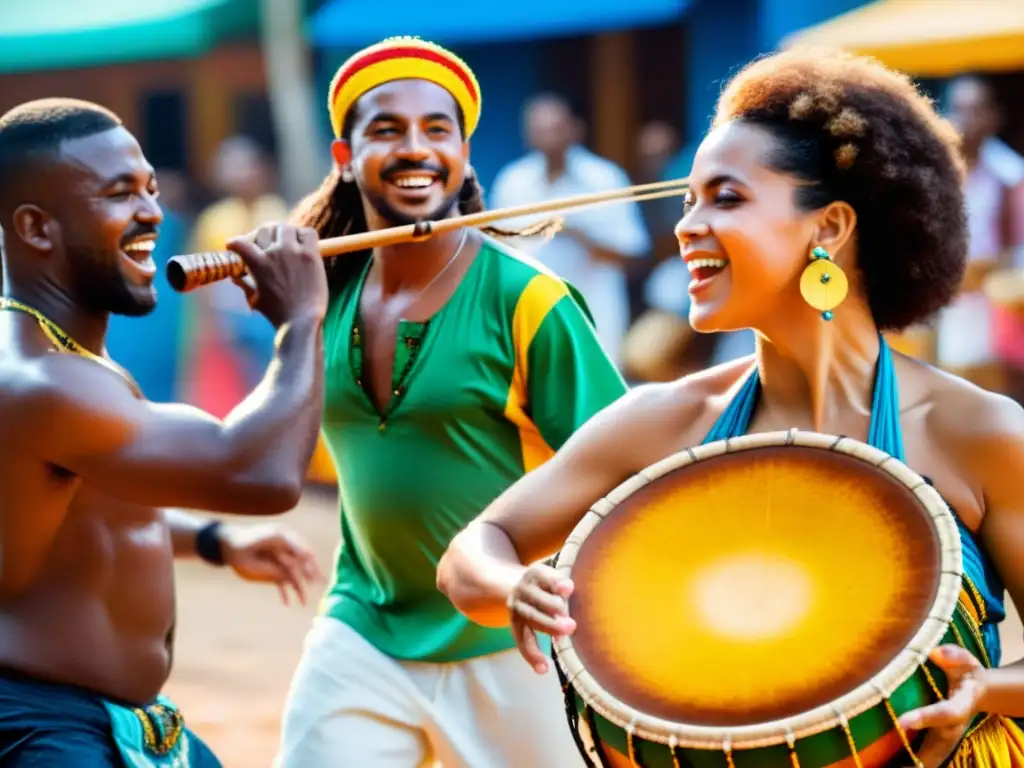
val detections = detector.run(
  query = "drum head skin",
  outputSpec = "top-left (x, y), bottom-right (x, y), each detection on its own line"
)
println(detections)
top-left (568, 443), bottom-right (941, 728)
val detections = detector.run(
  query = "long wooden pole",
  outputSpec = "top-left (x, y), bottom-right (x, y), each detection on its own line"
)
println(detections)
top-left (165, 177), bottom-right (689, 292)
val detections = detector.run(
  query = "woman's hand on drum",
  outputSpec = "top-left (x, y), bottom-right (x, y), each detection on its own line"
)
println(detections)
top-left (898, 645), bottom-right (987, 767)
top-left (507, 563), bottom-right (576, 675)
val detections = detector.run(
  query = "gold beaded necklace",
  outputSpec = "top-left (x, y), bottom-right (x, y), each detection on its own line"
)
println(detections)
top-left (0, 297), bottom-right (142, 398)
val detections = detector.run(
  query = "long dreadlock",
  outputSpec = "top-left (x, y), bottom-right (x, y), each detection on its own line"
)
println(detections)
top-left (291, 110), bottom-right (560, 291)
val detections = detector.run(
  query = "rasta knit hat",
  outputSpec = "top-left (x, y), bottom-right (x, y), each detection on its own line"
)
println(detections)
top-left (327, 36), bottom-right (481, 140)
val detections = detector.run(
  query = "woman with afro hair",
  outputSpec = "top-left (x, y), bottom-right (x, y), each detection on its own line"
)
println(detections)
top-left (439, 47), bottom-right (1024, 767)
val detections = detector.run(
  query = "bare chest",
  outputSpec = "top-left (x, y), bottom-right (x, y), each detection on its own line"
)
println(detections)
top-left (0, 466), bottom-right (172, 601)
top-left (53, 487), bottom-right (172, 585)
top-left (356, 296), bottom-right (438, 415)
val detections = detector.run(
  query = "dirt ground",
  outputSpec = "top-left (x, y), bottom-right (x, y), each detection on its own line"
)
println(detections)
top-left (164, 487), bottom-right (1024, 768)
top-left (164, 487), bottom-right (341, 768)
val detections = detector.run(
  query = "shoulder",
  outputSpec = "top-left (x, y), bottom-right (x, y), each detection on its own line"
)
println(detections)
top-left (586, 355), bottom-right (754, 445)
top-left (0, 351), bottom-right (140, 452)
top-left (482, 235), bottom-right (562, 279)
top-left (477, 237), bottom-right (583, 344)
top-left (923, 365), bottom-right (1023, 443)
top-left (480, 236), bottom-right (607, 334)
top-left (0, 345), bottom-right (108, 397)
top-left (0, 351), bottom-right (45, 406)
top-left (918, 363), bottom-right (1024, 501)
top-left (34, 353), bottom-right (141, 412)
top-left (674, 354), bottom-right (756, 431)
top-left (558, 381), bottom-right (684, 457)
top-left (479, 235), bottom-right (572, 303)
top-left (557, 356), bottom-right (752, 473)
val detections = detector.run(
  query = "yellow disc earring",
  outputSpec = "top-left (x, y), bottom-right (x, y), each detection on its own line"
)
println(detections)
top-left (799, 246), bottom-right (848, 321)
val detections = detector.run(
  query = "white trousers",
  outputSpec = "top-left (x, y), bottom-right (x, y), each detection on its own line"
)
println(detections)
top-left (276, 617), bottom-right (586, 768)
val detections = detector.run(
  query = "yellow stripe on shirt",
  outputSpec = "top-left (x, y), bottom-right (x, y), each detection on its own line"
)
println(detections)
top-left (504, 273), bottom-right (569, 472)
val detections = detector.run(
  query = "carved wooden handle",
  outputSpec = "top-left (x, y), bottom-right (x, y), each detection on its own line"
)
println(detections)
top-left (166, 251), bottom-right (247, 292)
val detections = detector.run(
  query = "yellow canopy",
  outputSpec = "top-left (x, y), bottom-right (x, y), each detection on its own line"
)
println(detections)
top-left (783, 0), bottom-right (1024, 77)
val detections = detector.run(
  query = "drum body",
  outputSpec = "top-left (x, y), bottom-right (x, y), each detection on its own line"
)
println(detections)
top-left (552, 430), bottom-right (967, 768)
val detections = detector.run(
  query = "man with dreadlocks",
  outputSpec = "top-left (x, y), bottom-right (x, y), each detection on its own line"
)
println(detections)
top-left (275, 37), bottom-right (625, 767)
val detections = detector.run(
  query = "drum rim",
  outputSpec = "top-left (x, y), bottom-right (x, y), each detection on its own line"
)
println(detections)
top-left (552, 428), bottom-right (963, 752)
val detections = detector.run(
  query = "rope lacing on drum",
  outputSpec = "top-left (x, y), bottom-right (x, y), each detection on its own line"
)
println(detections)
top-left (785, 728), bottom-right (801, 768)
top-left (668, 734), bottom-right (682, 768)
top-left (626, 719), bottom-right (641, 767)
top-left (871, 681), bottom-right (923, 768)
top-left (722, 736), bottom-right (736, 768)
top-left (910, 647), bottom-right (947, 701)
top-left (833, 707), bottom-right (864, 768)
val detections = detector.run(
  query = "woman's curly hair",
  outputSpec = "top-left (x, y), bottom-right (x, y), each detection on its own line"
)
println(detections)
top-left (714, 47), bottom-right (968, 331)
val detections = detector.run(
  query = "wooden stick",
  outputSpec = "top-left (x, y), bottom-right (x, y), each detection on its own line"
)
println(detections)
top-left (166, 177), bottom-right (689, 292)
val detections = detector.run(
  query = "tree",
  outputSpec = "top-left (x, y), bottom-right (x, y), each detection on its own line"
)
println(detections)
top-left (258, 0), bottom-right (328, 203)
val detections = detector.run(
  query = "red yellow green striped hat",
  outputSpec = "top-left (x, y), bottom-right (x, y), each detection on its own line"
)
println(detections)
top-left (328, 36), bottom-right (481, 140)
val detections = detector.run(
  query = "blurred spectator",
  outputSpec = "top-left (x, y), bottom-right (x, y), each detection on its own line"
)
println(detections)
top-left (626, 118), bottom-right (754, 381)
top-left (626, 128), bottom-right (697, 381)
top-left (490, 94), bottom-right (650, 368)
top-left (634, 119), bottom-right (690, 334)
top-left (630, 120), bottom-right (682, 320)
top-left (938, 76), bottom-right (1024, 395)
top-left (106, 169), bottom-right (191, 403)
top-left (191, 136), bottom-right (288, 388)
top-left (627, 252), bottom-right (754, 382)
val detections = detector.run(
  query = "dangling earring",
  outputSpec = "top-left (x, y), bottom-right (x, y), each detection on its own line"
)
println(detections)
top-left (799, 246), bottom-right (848, 321)
top-left (341, 168), bottom-right (354, 183)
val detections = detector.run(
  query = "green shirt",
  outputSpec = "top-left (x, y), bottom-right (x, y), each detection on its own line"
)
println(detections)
top-left (319, 236), bottom-right (627, 662)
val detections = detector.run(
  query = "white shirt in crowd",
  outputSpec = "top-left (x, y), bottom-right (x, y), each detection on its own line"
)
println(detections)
top-left (489, 146), bottom-right (650, 367)
top-left (936, 137), bottom-right (1024, 369)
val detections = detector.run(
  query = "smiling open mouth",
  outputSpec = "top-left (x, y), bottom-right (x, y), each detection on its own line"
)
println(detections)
top-left (123, 238), bottom-right (155, 260)
top-left (687, 257), bottom-right (729, 284)
top-left (121, 237), bottom-right (158, 277)
top-left (390, 175), bottom-right (438, 190)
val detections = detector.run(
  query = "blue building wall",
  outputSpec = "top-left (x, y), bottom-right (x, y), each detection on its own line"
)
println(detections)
top-left (757, 0), bottom-right (865, 52)
top-left (309, 0), bottom-right (873, 189)
top-left (456, 44), bottom-right (544, 190)
top-left (669, 0), bottom-right (867, 179)
top-left (682, 0), bottom-right (760, 142)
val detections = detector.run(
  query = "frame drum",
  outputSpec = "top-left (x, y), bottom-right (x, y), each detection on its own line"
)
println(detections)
top-left (552, 430), bottom-right (970, 768)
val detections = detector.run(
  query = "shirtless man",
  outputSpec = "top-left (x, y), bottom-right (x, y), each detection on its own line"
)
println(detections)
top-left (440, 51), bottom-right (1024, 767)
top-left (0, 98), bottom-right (327, 766)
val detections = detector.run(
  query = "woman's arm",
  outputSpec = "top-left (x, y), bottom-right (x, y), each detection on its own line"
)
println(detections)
top-left (438, 383), bottom-right (705, 628)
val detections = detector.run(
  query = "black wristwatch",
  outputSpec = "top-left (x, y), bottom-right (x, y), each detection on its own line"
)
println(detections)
top-left (196, 521), bottom-right (226, 567)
